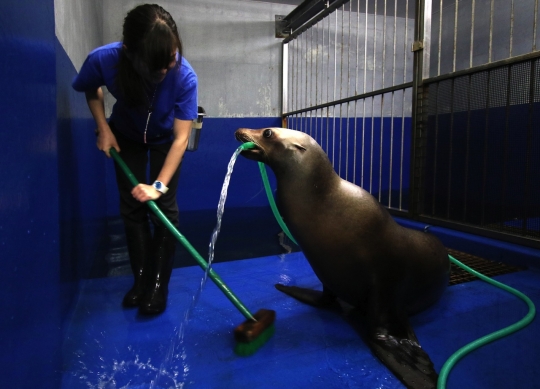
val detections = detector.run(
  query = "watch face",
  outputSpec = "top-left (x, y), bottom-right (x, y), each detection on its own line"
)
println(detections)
top-left (154, 182), bottom-right (162, 189)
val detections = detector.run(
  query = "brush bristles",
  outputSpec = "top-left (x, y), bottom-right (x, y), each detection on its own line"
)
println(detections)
top-left (234, 324), bottom-right (275, 356)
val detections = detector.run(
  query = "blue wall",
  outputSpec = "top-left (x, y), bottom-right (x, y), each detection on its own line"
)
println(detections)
top-left (0, 1), bottom-right (61, 388)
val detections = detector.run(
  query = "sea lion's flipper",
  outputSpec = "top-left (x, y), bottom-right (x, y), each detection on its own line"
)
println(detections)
top-left (346, 309), bottom-right (438, 389)
top-left (275, 284), bottom-right (339, 309)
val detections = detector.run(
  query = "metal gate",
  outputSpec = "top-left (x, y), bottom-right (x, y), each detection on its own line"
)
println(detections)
top-left (279, 0), bottom-right (540, 248)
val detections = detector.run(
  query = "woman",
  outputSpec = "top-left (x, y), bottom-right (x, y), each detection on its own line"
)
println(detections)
top-left (72, 4), bottom-right (198, 315)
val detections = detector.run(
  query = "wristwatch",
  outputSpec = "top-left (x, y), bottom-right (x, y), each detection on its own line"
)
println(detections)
top-left (152, 180), bottom-right (169, 194)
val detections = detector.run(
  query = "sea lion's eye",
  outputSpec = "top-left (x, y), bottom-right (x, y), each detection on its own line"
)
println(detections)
top-left (263, 129), bottom-right (273, 138)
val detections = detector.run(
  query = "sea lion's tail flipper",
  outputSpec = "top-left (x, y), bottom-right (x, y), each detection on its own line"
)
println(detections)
top-left (346, 309), bottom-right (438, 389)
top-left (275, 284), bottom-right (339, 309)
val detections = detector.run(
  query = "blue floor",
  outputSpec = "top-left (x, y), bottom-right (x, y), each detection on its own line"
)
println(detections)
top-left (61, 251), bottom-right (540, 389)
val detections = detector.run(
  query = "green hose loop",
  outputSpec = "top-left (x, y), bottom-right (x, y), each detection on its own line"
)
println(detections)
top-left (110, 148), bottom-right (255, 321)
top-left (437, 254), bottom-right (536, 389)
top-left (253, 156), bottom-right (536, 388)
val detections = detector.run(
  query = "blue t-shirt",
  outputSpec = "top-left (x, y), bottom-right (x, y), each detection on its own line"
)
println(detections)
top-left (72, 42), bottom-right (198, 144)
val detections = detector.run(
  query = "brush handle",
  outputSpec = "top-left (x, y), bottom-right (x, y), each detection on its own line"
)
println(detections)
top-left (110, 148), bottom-right (254, 321)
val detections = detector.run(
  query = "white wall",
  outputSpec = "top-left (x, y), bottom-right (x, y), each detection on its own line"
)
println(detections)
top-left (54, 0), bottom-right (103, 74)
top-left (56, 0), bottom-right (296, 118)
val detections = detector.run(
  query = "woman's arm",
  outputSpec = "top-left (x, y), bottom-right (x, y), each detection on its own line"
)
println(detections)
top-left (131, 118), bottom-right (192, 202)
top-left (85, 87), bottom-right (120, 158)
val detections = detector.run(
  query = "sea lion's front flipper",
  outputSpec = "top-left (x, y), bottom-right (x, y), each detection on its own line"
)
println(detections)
top-left (346, 309), bottom-right (438, 389)
top-left (275, 284), bottom-right (339, 309)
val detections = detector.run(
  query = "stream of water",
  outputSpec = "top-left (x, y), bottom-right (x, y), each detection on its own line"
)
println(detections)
top-left (148, 145), bottom-right (245, 388)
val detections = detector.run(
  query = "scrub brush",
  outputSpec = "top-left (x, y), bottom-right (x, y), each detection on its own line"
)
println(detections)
top-left (234, 309), bottom-right (276, 356)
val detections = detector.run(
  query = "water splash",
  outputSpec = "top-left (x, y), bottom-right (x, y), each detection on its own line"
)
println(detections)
top-left (68, 146), bottom-right (245, 389)
top-left (149, 145), bottom-right (245, 388)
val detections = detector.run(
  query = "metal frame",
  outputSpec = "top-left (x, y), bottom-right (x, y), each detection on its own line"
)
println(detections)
top-left (280, 0), bottom-right (540, 249)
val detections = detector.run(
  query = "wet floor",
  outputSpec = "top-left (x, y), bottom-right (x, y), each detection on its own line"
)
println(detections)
top-left (61, 251), bottom-right (540, 388)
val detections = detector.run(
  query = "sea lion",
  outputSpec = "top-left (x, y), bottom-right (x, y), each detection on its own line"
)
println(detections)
top-left (235, 127), bottom-right (450, 389)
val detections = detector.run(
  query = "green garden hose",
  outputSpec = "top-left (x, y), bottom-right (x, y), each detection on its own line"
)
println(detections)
top-left (243, 141), bottom-right (536, 388)
top-left (438, 255), bottom-right (536, 389)
top-left (110, 148), bottom-right (255, 321)
top-left (257, 162), bottom-right (298, 246)
top-left (239, 141), bottom-right (297, 245)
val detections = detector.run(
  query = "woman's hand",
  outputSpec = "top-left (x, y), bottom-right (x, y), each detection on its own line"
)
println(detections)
top-left (95, 125), bottom-right (120, 158)
top-left (131, 183), bottom-right (161, 202)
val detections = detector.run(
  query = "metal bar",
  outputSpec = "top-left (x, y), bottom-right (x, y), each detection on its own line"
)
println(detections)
top-left (446, 78), bottom-right (455, 218)
top-left (309, 26), bottom-right (314, 137)
top-left (400, 89), bottom-right (407, 210)
top-left (315, 20), bottom-right (319, 109)
top-left (414, 215), bottom-right (540, 249)
top-left (501, 65), bottom-right (512, 228)
top-left (362, 97), bottom-right (366, 188)
top-left (383, 0), bottom-right (387, 89)
top-left (304, 32), bottom-right (309, 132)
top-left (364, 0), bottom-right (368, 93)
top-left (393, 0), bottom-right (397, 87)
top-left (326, 16), bottom-right (331, 152)
top-left (480, 70), bottom-right (491, 226)
top-left (534, 0), bottom-right (539, 51)
top-left (362, 0), bottom-right (368, 189)
top-left (438, 0), bottom-right (443, 76)
top-left (390, 90), bottom-right (395, 207)
top-left (373, 0), bottom-right (378, 92)
top-left (339, 5), bottom-right (344, 175)
top-left (284, 82), bottom-right (414, 116)
top-left (510, 0), bottom-right (514, 58)
top-left (523, 59), bottom-right (537, 235)
top-left (405, 0), bottom-right (409, 83)
top-left (489, 0), bottom-right (494, 63)
top-left (284, 0), bottom-right (351, 43)
top-left (283, 43), bottom-right (289, 115)
top-left (453, 0), bottom-right (459, 73)
top-left (282, 0), bottom-right (345, 36)
top-left (463, 74), bottom-right (472, 222)
top-left (345, 3), bottom-right (350, 179)
top-left (332, 10), bottom-right (338, 166)
top-left (353, 0), bottom-right (360, 184)
top-left (370, 96), bottom-right (375, 192)
top-left (423, 0), bottom-right (432, 80)
top-left (422, 50), bottom-right (540, 86)
top-left (291, 40), bottom-right (299, 115)
top-left (410, 0), bottom-right (432, 216)
top-left (432, 83), bottom-right (439, 215)
top-left (389, 0), bottom-right (397, 206)
top-left (470, 0), bottom-right (475, 68)
top-left (379, 93), bottom-right (385, 202)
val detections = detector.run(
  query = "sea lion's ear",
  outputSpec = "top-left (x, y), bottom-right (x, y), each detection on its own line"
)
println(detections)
top-left (293, 143), bottom-right (307, 152)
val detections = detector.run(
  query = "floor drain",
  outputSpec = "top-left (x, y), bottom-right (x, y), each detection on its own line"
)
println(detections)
top-left (447, 249), bottom-right (526, 286)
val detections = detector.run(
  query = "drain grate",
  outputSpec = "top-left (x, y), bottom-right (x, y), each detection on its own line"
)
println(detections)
top-left (447, 249), bottom-right (526, 286)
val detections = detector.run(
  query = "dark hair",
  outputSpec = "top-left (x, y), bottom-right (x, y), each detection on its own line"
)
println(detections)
top-left (116, 4), bottom-right (182, 107)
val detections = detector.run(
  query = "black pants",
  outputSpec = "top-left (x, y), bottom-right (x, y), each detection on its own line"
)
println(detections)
top-left (111, 126), bottom-right (181, 227)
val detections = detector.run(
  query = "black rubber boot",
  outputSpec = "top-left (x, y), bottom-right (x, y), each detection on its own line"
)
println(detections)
top-left (139, 226), bottom-right (176, 315)
top-left (122, 220), bottom-right (152, 308)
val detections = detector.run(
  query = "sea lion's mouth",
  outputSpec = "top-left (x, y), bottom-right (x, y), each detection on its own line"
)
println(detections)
top-left (235, 132), bottom-right (264, 159)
